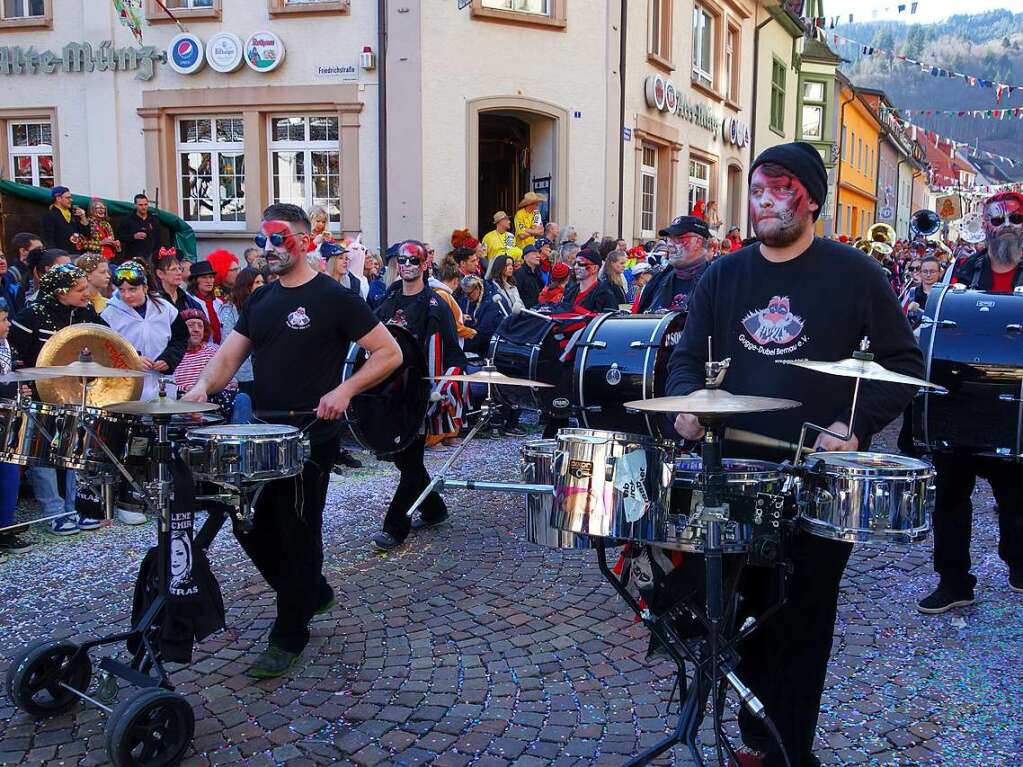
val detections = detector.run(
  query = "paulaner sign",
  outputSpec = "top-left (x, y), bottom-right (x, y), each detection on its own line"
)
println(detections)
top-left (0, 41), bottom-right (165, 81)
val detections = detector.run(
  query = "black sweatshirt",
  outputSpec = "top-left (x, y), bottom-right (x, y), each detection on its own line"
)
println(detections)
top-left (665, 238), bottom-right (923, 447)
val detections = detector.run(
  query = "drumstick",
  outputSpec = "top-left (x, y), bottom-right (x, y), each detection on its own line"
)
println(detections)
top-left (724, 427), bottom-right (814, 456)
top-left (253, 409), bottom-right (317, 418)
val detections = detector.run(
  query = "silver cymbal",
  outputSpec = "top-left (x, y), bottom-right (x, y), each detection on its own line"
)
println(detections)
top-left (777, 358), bottom-right (944, 390)
top-left (20, 361), bottom-right (150, 379)
top-left (0, 370), bottom-right (66, 383)
top-left (624, 389), bottom-right (801, 416)
top-left (105, 398), bottom-right (221, 416)
top-left (426, 371), bottom-right (554, 388)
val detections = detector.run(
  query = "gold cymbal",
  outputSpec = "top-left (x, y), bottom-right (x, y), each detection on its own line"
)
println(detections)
top-left (0, 370), bottom-right (66, 383)
top-left (34, 324), bottom-right (146, 406)
top-left (425, 371), bottom-right (554, 388)
top-left (624, 389), bottom-right (801, 416)
top-left (777, 358), bottom-right (943, 390)
top-left (105, 398), bottom-right (221, 416)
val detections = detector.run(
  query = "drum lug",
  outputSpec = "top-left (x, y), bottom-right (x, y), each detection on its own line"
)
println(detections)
top-left (629, 341), bottom-right (654, 348)
top-left (576, 341), bottom-right (607, 349)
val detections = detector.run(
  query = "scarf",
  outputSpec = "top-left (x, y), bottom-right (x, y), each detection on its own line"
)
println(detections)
top-left (51, 203), bottom-right (71, 224)
top-left (672, 259), bottom-right (707, 282)
top-left (195, 293), bottom-right (222, 344)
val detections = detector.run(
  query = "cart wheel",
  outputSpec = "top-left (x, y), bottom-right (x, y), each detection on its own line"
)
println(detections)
top-left (105, 687), bottom-right (194, 767)
top-left (5, 639), bottom-right (93, 718)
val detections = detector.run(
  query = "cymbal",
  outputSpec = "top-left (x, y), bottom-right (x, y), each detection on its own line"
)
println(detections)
top-left (426, 371), bottom-right (554, 388)
top-left (624, 389), bottom-right (801, 416)
top-left (0, 370), bottom-right (66, 383)
top-left (34, 323), bottom-right (145, 406)
top-left (22, 361), bottom-right (150, 379)
top-left (105, 398), bottom-right (220, 416)
top-left (777, 358), bottom-right (944, 390)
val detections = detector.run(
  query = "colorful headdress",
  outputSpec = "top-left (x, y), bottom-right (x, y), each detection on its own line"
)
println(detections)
top-left (39, 263), bottom-right (85, 299)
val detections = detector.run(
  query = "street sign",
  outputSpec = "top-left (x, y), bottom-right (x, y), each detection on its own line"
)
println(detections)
top-left (458, 0), bottom-right (471, 8)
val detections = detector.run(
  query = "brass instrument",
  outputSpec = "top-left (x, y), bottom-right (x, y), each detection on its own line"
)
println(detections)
top-left (958, 211), bottom-right (985, 244)
top-left (911, 209), bottom-right (941, 237)
top-left (35, 324), bottom-right (145, 407)
top-left (867, 222), bottom-right (896, 257)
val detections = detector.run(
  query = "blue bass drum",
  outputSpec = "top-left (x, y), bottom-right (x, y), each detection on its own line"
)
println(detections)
top-left (915, 284), bottom-right (1023, 459)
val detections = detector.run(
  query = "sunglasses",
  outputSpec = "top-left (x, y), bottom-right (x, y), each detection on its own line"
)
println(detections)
top-left (909, 265), bottom-right (920, 271)
top-left (255, 231), bottom-right (297, 248)
top-left (989, 213), bottom-right (1023, 226)
top-left (396, 255), bottom-right (421, 266)
top-left (573, 260), bottom-right (595, 268)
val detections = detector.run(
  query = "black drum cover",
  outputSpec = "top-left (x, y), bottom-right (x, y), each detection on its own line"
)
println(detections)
top-left (342, 325), bottom-right (430, 458)
top-left (573, 312), bottom-right (686, 438)
top-left (488, 313), bottom-right (574, 413)
top-left (915, 285), bottom-right (1023, 459)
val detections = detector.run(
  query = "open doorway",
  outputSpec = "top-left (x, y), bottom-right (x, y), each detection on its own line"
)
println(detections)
top-left (476, 110), bottom-right (557, 240)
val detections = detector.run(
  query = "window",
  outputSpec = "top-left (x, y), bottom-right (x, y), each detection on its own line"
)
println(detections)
top-left (841, 126), bottom-right (846, 162)
top-left (176, 116), bottom-right (246, 229)
top-left (692, 6), bottom-right (714, 88)
top-left (648, 0), bottom-right (672, 65)
top-left (8, 120), bottom-right (54, 188)
top-left (801, 81), bottom-right (825, 140)
top-left (146, 0), bottom-right (219, 22)
top-left (269, 115), bottom-right (341, 229)
top-left (640, 146), bottom-right (657, 239)
top-left (857, 138), bottom-right (862, 172)
top-left (0, 0), bottom-right (50, 28)
top-left (689, 158), bottom-right (711, 213)
top-left (482, 0), bottom-right (548, 14)
top-left (472, 0), bottom-right (565, 27)
top-left (725, 26), bottom-right (740, 103)
top-left (269, 0), bottom-right (349, 13)
top-left (164, 0), bottom-right (212, 7)
top-left (770, 59), bottom-right (785, 133)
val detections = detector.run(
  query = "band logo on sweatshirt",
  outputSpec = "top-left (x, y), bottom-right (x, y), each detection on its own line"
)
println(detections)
top-left (739, 296), bottom-right (807, 355)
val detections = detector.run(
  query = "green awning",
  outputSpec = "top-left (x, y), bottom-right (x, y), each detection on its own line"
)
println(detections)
top-left (0, 179), bottom-right (197, 260)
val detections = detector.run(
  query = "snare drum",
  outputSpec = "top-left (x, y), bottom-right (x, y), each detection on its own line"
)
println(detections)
top-left (665, 458), bottom-right (782, 553)
top-left (798, 452), bottom-right (933, 544)
top-left (185, 425), bottom-right (307, 485)
top-left (520, 440), bottom-right (594, 550)
top-left (51, 407), bottom-right (135, 472)
top-left (0, 400), bottom-right (62, 467)
top-left (551, 428), bottom-right (676, 544)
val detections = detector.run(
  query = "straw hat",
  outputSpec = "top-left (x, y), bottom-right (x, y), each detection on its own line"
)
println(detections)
top-left (517, 192), bottom-right (546, 209)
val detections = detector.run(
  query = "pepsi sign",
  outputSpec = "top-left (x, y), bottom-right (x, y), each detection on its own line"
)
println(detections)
top-left (167, 33), bottom-right (205, 75)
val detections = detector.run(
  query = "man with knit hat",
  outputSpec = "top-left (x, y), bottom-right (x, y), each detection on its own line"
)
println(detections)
top-left (661, 142), bottom-right (923, 767)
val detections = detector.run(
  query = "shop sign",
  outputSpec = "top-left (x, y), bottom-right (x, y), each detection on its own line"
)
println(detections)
top-left (722, 117), bottom-right (750, 148)
top-left (643, 75), bottom-right (721, 135)
top-left (0, 41), bottom-right (164, 81)
top-left (245, 31), bottom-right (285, 73)
top-left (167, 32), bottom-right (204, 75)
top-left (206, 32), bottom-right (243, 73)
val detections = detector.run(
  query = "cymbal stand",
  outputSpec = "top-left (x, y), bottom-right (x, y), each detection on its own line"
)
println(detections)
top-left (405, 362), bottom-right (503, 520)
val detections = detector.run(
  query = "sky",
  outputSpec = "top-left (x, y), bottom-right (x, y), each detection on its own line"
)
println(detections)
top-left (822, 0), bottom-right (1023, 25)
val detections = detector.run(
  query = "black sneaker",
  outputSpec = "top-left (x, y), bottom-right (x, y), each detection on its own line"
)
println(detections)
top-left (1010, 570), bottom-right (1023, 594)
top-left (502, 426), bottom-right (527, 437)
top-left (411, 512), bottom-right (449, 531)
top-left (337, 450), bottom-right (363, 469)
top-left (248, 646), bottom-right (299, 679)
top-left (372, 531), bottom-right (404, 551)
top-left (917, 585), bottom-right (976, 614)
top-left (0, 532), bottom-right (35, 554)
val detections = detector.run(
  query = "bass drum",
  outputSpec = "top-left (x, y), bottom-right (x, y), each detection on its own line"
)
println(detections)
top-left (916, 285), bottom-right (1023, 459)
top-left (342, 324), bottom-right (431, 458)
top-left (488, 313), bottom-right (573, 413)
top-left (572, 312), bottom-right (686, 438)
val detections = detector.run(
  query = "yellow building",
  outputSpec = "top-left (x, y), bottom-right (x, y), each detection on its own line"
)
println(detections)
top-left (834, 73), bottom-right (880, 239)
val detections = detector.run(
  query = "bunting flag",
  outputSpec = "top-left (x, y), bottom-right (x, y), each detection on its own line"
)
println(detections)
top-left (883, 106), bottom-right (1023, 119)
top-left (892, 114), bottom-right (1023, 167)
top-left (818, 29), bottom-right (1023, 102)
top-left (111, 0), bottom-right (144, 44)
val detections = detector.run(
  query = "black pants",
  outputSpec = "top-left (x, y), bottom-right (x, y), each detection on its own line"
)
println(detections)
top-left (736, 532), bottom-right (853, 767)
top-left (232, 438), bottom-right (338, 654)
top-left (542, 417), bottom-right (569, 440)
top-left (383, 434), bottom-right (448, 541)
top-left (932, 451), bottom-right (1023, 592)
top-left (896, 403), bottom-right (918, 455)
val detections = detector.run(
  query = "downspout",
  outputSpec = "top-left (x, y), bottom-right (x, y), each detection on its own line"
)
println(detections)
top-left (833, 87), bottom-right (856, 228)
top-left (377, 0), bottom-right (388, 251)
top-left (617, 0), bottom-right (627, 240)
top-left (746, 7), bottom-right (773, 232)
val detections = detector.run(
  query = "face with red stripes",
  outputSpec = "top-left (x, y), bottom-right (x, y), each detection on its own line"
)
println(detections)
top-left (983, 194), bottom-right (1023, 268)
top-left (749, 164), bottom-right (817, 247)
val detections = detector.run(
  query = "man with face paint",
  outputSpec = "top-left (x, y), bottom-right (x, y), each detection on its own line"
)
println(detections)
top-left (661, 142), bottom-right (922, 767)
top-left (372, 241), bottom-right (466, 550)
top-left (633, 215), bottom-right (711, 313)
top-left (562, 247), bottom-right (618, 314)
top-left (183, 203), bottom-right (403, 679)
top-left (918, 191), bottom-right (1023, 616)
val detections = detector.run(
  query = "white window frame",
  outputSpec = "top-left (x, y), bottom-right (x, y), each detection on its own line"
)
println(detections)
top-left (267, 114), bottom-right (342, 231)
top-left (725, 25), bottom-right (739, 102)
top-left (689, 158), bottom-right (711, 214)
top-left (481, 0), bottom-right (550, 15)
top-left (175, 115), bottom-right (246, 231)
top-left (1, 0), bottom-right (44, 18)
top-left (640, 146), bottom-right (657, 240)
top-left (165, 0), bottom-right (213, 8)
top-left (692, 6), bottom-right (714, 88)
top-left (801, 80), bottom-right (826, 141)
top-left (8, 120), bottom-right (54, 188)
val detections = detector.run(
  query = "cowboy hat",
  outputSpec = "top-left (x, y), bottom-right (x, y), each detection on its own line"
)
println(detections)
top-left (492, 210), bottom-right (511, 225)
top-left (517, 192), bottom-right (546, 209)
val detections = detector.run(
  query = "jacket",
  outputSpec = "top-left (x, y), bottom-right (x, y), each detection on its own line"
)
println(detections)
top-left (101, 294), bottom-right (188, 399)
top-left (116, 211), bottom-right (162, 264)
top-left (634, 262), bottom-right (707, 314)
top-left (9, 299), bottom-right (106, 367)
top-left (458, 281), bottom-right (510, 357)
top-left (375, 282), bottom-right (467, 370)
top-left (39, 206), bottom-right (86, 252)
top-left (432, 281), bottom-right (476, 341)
top-left (564, 279), bottom-right (619, 315)
top-left (952, 251), bottom-right (1023, 291)
top-left (515, 262), bottom-right (546, 310)
top-left (0, 273), bottom-right (25, 316)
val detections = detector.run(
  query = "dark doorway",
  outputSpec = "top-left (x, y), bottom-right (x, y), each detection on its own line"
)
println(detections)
top-left (478, 113), bottom-right (530, 239)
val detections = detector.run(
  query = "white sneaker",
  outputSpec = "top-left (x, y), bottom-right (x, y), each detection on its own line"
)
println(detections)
top-left (116, 507), bottom-right (148, 526)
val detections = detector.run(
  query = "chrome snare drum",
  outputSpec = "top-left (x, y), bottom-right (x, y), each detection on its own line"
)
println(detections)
top-left (666, 458), bottom-right (782, 553)
top-left (51, 406), bottom-right (135, 472)
top-left (185, 425), bottom-right (307, 485)
top-left (0, 400), bottom-right (62, 467)
top-left (551, 428), bottom-right (676, 544)
top-left (520, 440), bottom-right (594, 550)
top-left (798, 452), bottom-right (934, 544)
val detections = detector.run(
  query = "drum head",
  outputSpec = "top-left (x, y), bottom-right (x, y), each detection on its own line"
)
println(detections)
top-left (190, 424), bottom-right (299, 438)
top-left (346, 325), bottom-right (430, 458)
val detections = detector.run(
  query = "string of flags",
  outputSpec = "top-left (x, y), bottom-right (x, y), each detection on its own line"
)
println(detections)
top-left (808, 26), bottom-right (1023, 103)
top-left (883, 106), bottom-right (1023, 119)
top-left (894, 116), bottom-right (1023, 168)
top-left (111, 0), bottom-right (144, 44)
top-left (807, 2), bottom-right (919, 28)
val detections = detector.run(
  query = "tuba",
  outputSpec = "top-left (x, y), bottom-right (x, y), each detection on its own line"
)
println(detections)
top-left (867, 222), bottom-right (896, 257)
top-left (958, 211), bottom-right (985, 244)
top-left (911, 209), bottom-right (941, 237)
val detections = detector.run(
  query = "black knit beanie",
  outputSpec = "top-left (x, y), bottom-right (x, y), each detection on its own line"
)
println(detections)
top-left (749, 142), bottom-right (828, 221)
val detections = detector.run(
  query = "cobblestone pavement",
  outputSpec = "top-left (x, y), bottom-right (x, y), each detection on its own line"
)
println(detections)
top-left (1, 420), bottom-right (1020, 766)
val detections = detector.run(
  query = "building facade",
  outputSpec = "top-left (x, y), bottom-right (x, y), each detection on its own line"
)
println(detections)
top-left (796, 36), bottom-right (842, 237)
top-left (834, 72), bottom-right (880, 239)
top-left (750, 4), bottom-right (803, 161)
